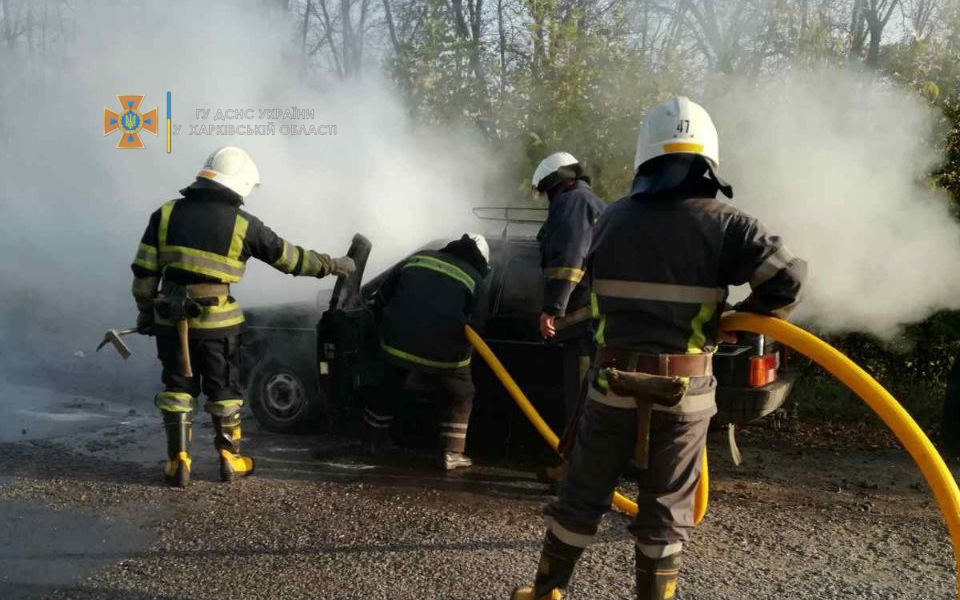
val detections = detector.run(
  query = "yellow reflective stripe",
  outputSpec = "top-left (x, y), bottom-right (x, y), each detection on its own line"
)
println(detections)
top-left (134, 243), bottom-right (159, 271)
top-left (593, 279), bottom-right (725, 304)
top-left (161, 246), bottom-right (245, 270)
top-left (210, 399), bottom-right (243, 408)
top-left (205, 399), bottom-right (244, 417)
top-left (380, 339), bottom-right (471, 369)
top-left (590, 291), bottom-right (600, 319)
top-left (404, 255), bottom-right (476, 294)
top-left (187, 314), bottom-right (245, 329)
top-left (595, 314), bottom-right (607, 347)
top-left (158, 200), bottom-right (177, 247)
top-left (155, 297), bottom-right (245, 329)
top-left (155, 391), bottom-right (194, 412)
top-left (159, 247), bottom-right (246, 282)
top-left (545, 266), bottom-right (585, 283)
top-left (156, 200), bottom-right (248, 283)
top-left (663, 142), bottom-right (705, 154)
top-left (228, 215), bottom-right (249, 261)
top-left (686, 302), bottom-right (716, 353)
top-left (272, 240), bottom-right (299, 273)
top-left (299, 250), bottom-right (329, 277)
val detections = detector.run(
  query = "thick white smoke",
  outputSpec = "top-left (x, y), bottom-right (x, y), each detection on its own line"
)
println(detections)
top-left (0, 1), bottom-right (492, 359)
top-left (707, 68), bottom-right (960, 338)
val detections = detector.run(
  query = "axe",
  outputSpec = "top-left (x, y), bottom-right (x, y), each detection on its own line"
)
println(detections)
top-left (96, 327), bottom-right (140, 359)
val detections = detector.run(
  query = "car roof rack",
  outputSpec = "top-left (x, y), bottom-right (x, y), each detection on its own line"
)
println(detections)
top-left (472, 206), bottom-right (547, 238)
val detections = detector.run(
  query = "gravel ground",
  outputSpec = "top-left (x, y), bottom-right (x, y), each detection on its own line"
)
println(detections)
top-left (0, 417), bottom-right (955, 600)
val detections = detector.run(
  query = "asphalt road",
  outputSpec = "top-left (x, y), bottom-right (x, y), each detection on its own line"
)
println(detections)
top-left (0, 355), bottom-right (956, 599)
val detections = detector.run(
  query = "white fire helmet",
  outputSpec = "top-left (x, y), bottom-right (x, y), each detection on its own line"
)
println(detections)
top-left (633, 97), bottom-right (719, 172)
top-left (196, 146), bottom-right (261, 199)
top-left (466, 233), bottom-right (490, 264)
top-left (532, 151), bottom-right (580, 191)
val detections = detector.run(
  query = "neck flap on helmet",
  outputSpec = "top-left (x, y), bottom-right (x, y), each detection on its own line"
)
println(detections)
top-left (180, 178), bottom-right (244, 206)
top-left (629, 154), bottom-right (733, 201)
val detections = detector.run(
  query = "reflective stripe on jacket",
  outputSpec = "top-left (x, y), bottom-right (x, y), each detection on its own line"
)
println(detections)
top-left (538, 180), bottom-right (605, 318)
top-left (379, 250), bottom-right (482, 373)
top-left (130, 189), bottom-right (332, 338)
top-left (588, 195), bottom-right (807, 354)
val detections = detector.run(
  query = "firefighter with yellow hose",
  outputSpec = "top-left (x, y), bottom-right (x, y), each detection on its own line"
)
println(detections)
top-left (130, 146), bottom-right (355, 487)
top-left (510, 97), bottom-right (807, 600)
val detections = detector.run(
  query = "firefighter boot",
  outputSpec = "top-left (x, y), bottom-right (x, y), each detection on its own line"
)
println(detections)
top-left (437, 451), bottom-right (473, 471)
top-left (511, 531), bottom-right (584, 600)
top-left (213, 413), bottom-right (255, 482)
top-left (635, 546), bottom-right (681, 600)
top-left (162, 412), bottom-right (192, 488)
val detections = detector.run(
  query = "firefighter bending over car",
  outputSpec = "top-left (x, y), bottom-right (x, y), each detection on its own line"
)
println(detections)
top-left (532, 152), bottom-right (605, 480)
top-left (130, 146), bottom-right (355, 487)
top-left (365, 234), bottom-right (490, 471)
top-left (511, 97), bottom-right (807, 600)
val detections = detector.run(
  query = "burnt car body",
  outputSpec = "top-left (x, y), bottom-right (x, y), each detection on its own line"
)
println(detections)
top-left (241, 221), bottom-right (793, 456)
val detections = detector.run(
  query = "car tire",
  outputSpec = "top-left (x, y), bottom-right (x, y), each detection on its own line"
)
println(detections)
top-left (248, 361), bottom-right (322, 433)
top-left (940, 355), bottom-right (960, 455)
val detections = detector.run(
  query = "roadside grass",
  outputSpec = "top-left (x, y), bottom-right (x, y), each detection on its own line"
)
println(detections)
top-left (788, 367), bottom-right (945, 432)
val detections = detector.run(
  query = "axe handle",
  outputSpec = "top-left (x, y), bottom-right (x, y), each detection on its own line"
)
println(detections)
top-left (635, 402), bottom-right (652, 469)
top-left (177, 320), bottom-right (193, 378)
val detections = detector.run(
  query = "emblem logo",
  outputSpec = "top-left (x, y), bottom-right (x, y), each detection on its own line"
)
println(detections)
top-left (104, 95), bottom-right (158, 149)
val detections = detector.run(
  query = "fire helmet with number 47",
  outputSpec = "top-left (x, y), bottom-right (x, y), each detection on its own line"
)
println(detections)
top-left (632, 96), bottom-right (732, 198)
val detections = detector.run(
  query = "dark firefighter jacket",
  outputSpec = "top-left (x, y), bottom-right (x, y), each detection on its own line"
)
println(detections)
top-left (588, 172), bottom-right (807, 356)
top-left (538, 180), bottom-right (605, 326)
top-left (130, 186), bottom-right (334, 339)
top-left (377, 246), bottom-right (486, 374)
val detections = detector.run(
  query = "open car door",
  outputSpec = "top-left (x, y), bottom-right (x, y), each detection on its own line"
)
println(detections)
top-left (316, 233), bottom-right (375, 420)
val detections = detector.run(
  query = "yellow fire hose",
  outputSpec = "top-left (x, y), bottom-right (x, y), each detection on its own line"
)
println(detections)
top-left (721, 312), bottom-right (960, 598)
top-left (468, 315), bottom-right (960, 594)
top-left (466, 325), bottom-right (656, 517)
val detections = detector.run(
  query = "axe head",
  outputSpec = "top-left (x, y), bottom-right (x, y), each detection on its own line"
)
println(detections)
top-left (97, 329), bottom-right (132, 359)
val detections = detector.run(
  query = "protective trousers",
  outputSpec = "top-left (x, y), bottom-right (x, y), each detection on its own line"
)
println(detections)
top-left (365, 364), bottom-right (475, 453)
top-left (535, 395), bottom-right (708, 598)
top-left (154, 335), bottom-right (252, 484)
top-left (560, 335), bottom-right (593, 423)
top-left (154, 335), bottom-right (244, 417)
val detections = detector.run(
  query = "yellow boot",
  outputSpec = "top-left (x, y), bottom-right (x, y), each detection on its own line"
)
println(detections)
top-left (162, 412), bottom-right (192, 488)
top-left (213, 413), bottom-right (255, 482)
top-left (510, 587), bottom-right (562, 600)
top-left (510, 531), bottom-right (583, 600)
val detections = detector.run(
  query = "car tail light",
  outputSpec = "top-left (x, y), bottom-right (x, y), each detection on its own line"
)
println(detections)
top-left (749, 354), bottom-right (778, 387)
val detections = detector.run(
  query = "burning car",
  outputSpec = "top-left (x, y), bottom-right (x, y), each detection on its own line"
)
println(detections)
top-left (240, 210), bottom-right (794, 457)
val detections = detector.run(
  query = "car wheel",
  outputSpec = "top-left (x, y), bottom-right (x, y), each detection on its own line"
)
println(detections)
top-left (248, 361), bottom-right (321, 432)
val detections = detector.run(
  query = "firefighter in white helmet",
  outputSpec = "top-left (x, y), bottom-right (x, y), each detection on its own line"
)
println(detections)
top-left (531, 151), bottom-right (605, 481)
top-left (511, 97), bottom-right (807, 600)
top-left (130, 146), bottom-right (355, 487)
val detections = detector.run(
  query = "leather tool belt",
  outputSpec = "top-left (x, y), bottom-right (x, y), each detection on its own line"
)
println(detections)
top-left (161, 281), bottom-right (231, 299)
top-left (596, 347), bottom-right (712, 469)
top-left (596, 348), bottom-right (713, 378)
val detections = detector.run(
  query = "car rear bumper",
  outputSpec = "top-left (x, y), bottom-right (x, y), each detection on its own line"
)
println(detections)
top-left (714, 375), bottom-right (794, 426)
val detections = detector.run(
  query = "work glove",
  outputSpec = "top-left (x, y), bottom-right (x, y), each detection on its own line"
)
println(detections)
top-left (329, 256), bottom-right (356, 278)
top-left (136, 300), bottom-right (155, 335)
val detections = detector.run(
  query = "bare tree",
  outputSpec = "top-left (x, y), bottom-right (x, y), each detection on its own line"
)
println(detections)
top-left (901, 0), bottom-right (938, 40)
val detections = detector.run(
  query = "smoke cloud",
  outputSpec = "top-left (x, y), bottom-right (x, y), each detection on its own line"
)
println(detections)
top-left (1, 1), bottom-right (957, 369)
top-left (707, 68), bottom-right (960, 338)
top-left (0, 1), bottom-right (493, 362)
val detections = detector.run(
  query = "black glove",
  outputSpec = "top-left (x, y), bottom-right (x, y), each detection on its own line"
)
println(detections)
top-left (329, 256), bottom-right (356, 277)
top-left (136, 301), bottom-right (154, 334)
